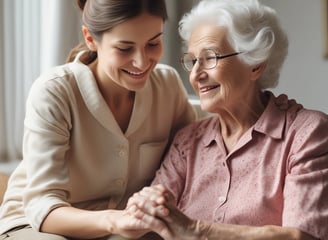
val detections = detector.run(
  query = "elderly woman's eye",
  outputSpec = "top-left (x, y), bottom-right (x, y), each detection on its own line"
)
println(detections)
top-left (205, 56), bottom-right (216, 60)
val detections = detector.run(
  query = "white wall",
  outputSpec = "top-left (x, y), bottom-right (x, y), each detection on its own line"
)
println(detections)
top-left (261, 0), bottom-right (328, 113)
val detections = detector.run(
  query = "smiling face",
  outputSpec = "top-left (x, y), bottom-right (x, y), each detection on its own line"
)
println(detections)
top-left (187, 23), bottom-right (257, 113)
top-left (84, 13), bottom-right (164, 91)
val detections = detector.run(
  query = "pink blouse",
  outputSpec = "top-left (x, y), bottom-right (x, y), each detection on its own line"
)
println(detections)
top-left (152, 92), bottom-right (328, 240)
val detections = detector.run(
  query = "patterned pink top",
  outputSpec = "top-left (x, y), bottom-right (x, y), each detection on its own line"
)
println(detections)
top-left (152, 92), bottom-right (328, 240)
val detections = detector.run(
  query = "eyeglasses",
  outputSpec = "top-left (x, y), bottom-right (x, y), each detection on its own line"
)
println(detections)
top-left (181, 49), bottom-right (242, 72)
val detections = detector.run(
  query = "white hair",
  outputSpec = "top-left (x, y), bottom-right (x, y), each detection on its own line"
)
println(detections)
top-left (179, 0), bottom-right (288, 89)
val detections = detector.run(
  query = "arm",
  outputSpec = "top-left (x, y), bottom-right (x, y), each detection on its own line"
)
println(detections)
top-left (197, 223), bottom-right (317, 240)
top-left (40, 206), bottom-right (161, 239)
top-left (128, 185), bottom-right (318, 240)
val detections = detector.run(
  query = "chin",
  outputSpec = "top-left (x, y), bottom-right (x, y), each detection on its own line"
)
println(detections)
top-left (200, 98), bottom-right (219, 113)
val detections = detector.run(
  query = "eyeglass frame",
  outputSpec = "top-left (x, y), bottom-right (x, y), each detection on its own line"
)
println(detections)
top-left (180, 48), bottom-right (243, 72)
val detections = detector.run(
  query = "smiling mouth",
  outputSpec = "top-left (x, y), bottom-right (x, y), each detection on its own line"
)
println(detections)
top-left (122, 68), bottom-right (149, 77)
top-left (199, 85), bottom-right (220, 93)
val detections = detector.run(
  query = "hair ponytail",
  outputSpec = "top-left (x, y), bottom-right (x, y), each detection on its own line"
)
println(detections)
top-left (66, 0), bottom-right (96, 64)
top-left (77, 0), bottom-right (87, 11)
top-left (65, 42), bottom-right (97, 64)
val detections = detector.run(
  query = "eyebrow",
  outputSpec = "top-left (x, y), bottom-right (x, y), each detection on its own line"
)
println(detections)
top-left (118, 32), bottom-right (163, 44)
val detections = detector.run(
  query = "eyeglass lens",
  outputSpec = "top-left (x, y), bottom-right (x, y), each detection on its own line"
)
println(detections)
top-left (182, 49), bottom-right (217, 71)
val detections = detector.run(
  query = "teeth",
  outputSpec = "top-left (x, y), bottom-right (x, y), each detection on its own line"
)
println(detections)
top-left (200, 85), bottom-right (219, 92)
top-left (126, 70), bottom-right (145, 76)
top-left (130, 71), bottom-right (143, 75)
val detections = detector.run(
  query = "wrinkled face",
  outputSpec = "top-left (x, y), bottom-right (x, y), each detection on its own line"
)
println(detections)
top-left (187, 23), bottom-right (256, 113)
top-left (91, 13), bottom-right (164, 91)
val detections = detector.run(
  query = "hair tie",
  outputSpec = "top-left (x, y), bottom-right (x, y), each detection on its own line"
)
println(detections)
top-left (77, 0), bottom-right (87, 11)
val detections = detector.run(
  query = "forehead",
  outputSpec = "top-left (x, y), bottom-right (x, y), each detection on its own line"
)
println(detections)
top-left (102, 13), bottom-right (164, 43)
top-left (188, 23), bottom-right (232, 53)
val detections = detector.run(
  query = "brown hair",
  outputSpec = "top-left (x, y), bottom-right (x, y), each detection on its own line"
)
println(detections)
top-left (67, 0), bottom-right (168, 64)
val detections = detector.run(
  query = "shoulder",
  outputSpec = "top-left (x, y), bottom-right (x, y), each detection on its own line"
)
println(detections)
top-left (267, 92), bottom-right (328, 133)
top-left (25, 63), bottom-right (88, 119)
top-left (278, 96), bottom-right (328, 156)
top-left (280, 93), bottom-right (328, 131)
top-left (151, 63), bottom-right (180, 78)
top-left (289, 108), bottom-right (328, 138)
top-left (149, 64), bottom-right (184, 90)
top-left (295, 108), bottom-right (328, 124)
top-left (29, 62), bottom-right (87, 98)
top-left (31, 63), bottom-right (75, 91)
top-left (146, 64), bottom-right (190, 106)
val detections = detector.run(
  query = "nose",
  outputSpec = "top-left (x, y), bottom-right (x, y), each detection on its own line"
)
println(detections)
top-left (191, 59), bottom-right (204, 73)
top-left (189, 66), bottom-right (207, 84)
top-left (132, 50), bottom-right (149, 69)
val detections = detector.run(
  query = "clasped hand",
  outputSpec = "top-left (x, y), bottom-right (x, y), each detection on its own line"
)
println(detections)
top-left (126, 184), bottom-right (207, 240)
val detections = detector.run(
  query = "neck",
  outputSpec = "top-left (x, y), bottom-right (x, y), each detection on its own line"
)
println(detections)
top-left (89, 60), bottom-right (136, 133)
top-left (218, 91), bottom-right (268, 152)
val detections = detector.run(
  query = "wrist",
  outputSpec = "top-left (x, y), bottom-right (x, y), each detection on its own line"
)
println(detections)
top-left (99, 209), bottom-right (118, 235)
top-left (192, 220), bottom-right (210, 240)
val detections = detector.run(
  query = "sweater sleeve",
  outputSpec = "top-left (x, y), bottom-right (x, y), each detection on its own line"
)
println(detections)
top-left (151, 131), bottom-right (187, 205)
top-left (283, 110), bottom-right (328, 240)
top-left (23, 74), bottom-right (73, 230)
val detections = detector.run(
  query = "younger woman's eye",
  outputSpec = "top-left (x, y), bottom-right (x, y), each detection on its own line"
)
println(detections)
top-left (148, 42), bottom-right (160, 47)
top-left (116, 47), bottom-right (133, 52)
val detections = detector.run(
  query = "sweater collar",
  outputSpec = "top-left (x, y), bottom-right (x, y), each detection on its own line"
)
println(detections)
top-left (202, 91), bottom-right (301, 148)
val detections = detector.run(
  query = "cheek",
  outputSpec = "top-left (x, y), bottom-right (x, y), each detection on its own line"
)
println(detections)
top-left (216, 62), bottom-right (236, 89)
top-left (105, 54), bottom-right (131, 69)
top-left (220, 81), bottom-right (233, 100)
top-left (150, 46), bottom-right (164, 61)
top-left (98, 55), bottom-right (127, 80)
top-left (216, 60), bottom-right (234, 75)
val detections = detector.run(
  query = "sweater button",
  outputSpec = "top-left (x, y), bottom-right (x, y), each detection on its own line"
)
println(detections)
top-left (218, 196), bottom-right (226, 203)
top-left (115, 179), bottom-right (125, 186)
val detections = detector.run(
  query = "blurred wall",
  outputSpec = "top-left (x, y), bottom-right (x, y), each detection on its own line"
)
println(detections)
top-left (262, 0), bottom-right (328, 113)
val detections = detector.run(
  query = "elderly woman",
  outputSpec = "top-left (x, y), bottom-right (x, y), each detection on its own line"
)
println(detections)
top-left (127, 0), bottom-right (328, 239)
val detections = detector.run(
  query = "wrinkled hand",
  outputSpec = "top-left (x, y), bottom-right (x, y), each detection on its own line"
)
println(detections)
top-left (106, 208), bottom-right (170, 239)
top-left (127, 185), bottom-right (206, 240)
top-left (127, 184), bottom-right (172, 217)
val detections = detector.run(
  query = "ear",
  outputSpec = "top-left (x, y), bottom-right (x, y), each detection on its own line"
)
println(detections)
top-left (250, 62), bottom-right (266, 81)
top-left (82, 25), bottom-right (98, 51)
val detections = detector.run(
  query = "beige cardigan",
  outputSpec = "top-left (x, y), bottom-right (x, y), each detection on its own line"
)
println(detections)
top-left (0, 58), bottom-right (195, 234)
